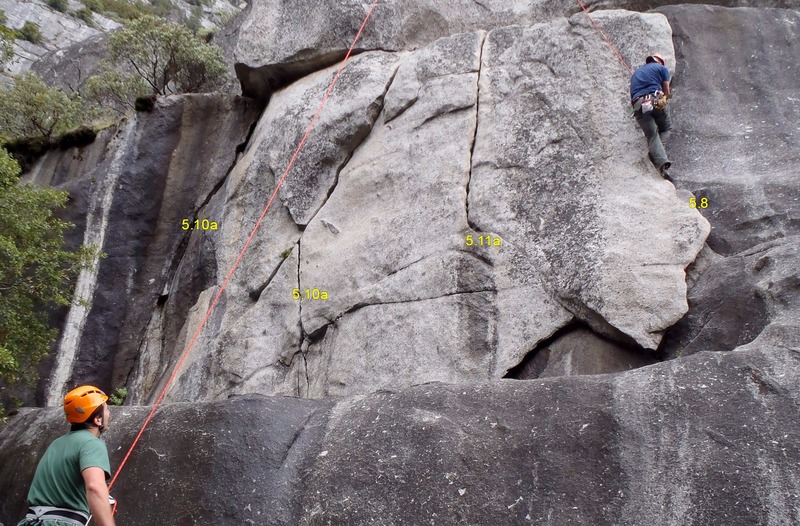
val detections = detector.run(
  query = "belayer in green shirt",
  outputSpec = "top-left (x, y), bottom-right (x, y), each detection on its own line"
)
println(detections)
top-left (18, 385), bottom-right (116, 526)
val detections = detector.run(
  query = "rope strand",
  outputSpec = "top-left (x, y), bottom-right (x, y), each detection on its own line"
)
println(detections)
top-left (108, 0), bottom-right (382, 492)
top-left (576, 0), bottom-right (633, 75)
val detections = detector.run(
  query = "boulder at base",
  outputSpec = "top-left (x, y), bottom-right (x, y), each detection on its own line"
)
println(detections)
top-left (1, 347), bottom-right (797, 525)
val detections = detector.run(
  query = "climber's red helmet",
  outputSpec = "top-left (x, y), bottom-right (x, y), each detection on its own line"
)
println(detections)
top-left (646, 53), bottom-right (666, 66)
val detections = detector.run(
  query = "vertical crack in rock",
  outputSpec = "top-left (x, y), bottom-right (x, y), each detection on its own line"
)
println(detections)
top-left (161, 106), bottom-right (264, 316)
top-left (117, 102), bottom-right (266, 393)
top-left (123, 294), bottom-right (169, 392)
top-left (190, 111), bottom-right (263, 229)
top-left (277, 405), bottom-right (319, 467)
top-left (297, 239), bottom-right (305, 338)
top-left (301, 350), bottom-right (310, 397)
top-left (466, 32), bottom-right (487, 232)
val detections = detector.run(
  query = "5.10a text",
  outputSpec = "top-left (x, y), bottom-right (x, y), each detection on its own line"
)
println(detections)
top-left (293, 288), bottom-right (329, 300)
top-left (181, 219), bottom-right (219, 231)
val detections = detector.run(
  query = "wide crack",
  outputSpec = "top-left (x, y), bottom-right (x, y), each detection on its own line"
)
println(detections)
top-left (122, 101), bottom-right (264, 393)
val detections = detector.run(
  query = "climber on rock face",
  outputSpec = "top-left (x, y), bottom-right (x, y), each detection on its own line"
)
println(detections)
top-left (630, 53), bottom-right (673, 180)
top-left (17, 386), bottom-right (116, 526)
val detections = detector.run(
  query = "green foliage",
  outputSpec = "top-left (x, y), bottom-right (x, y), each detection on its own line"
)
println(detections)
top-left (0, 72), bottom-right (84, 140)
top-left (196, 27), bottom-right (214, 42)
top-left (108, 387), bottom-right (127, 405)
top-left (0, 148), bottom-right (96, 391)
top-left (106, 16), bottom-right (225, 97)
top-left (57, 126), bottom-right (97, 150)
top-left (1, 26), bottom-right (14, 69)
top-left (16, 22), bottom-right (44, 45)
top-left (185, 5), bottom-right (202, 34)
top-left (81, 0), bottom-right (132, 20)
top-left (213, 8), bottom-right (237, 28)
top-left (74, 7), bottom-right (94, 26)
top-left (47, 0), bottom-right (69, 13)
top-left (80, 0), bottom-right (102, 13)
top-left (147, 0), bottom-right (174, 17)
top-left (84, 69), bottom-right (148, 116)
top-left (2, 136), bottom-right (53, 172)
top-left (80, 0), bottom-right (175, 22)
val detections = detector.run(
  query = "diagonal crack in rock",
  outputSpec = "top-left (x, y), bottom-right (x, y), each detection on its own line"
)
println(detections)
top-left (299, 59), bottom-right (402, 230)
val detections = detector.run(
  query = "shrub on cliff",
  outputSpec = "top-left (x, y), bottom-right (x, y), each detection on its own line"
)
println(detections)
top-left (84, 70), bottom-right (149, 116)
top-left (81, 0), bottom-right (172, 21)
top-left (16, 21), bottom-right (43, 45)
top-left (1, 26), bottom-right (13, 69)
top-left (0, 148), bottom-right (96, 406)
top-left (0, 72), bottom-right (85, 140)
top-left (47, 0), bottom-right (69, 13)
top-left (74, 7), bottom-right (95, 26)
top-left (107, 15), bottom-right (225, 96)
top-left (1, 11), bottom-right (14, 68)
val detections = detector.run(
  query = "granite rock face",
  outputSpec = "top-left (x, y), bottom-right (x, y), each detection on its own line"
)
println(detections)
top-left (116, 9), bottom-right (708, 404)
top-left (1, 0), bottom-right (242, 86)
top-left (24, 2), bottom-right (800, 405)
top-left (220, 0), bottom-right (800, 98)
top-left (1, 1), bottom-right (799, 525)
top-left (0, 0), bottom-right (119, 75)
top-left (654, 5), bottom-right (800, 360)
top-left (22, 94), bottom-right (263, 406)
top-left (1, 347), bottom-right (798, 525)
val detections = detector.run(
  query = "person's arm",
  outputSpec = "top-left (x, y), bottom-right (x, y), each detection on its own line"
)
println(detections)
top-left (662, 79), bottom-right (671, 98)
top-left (83, 467), bottom-right (115, 526)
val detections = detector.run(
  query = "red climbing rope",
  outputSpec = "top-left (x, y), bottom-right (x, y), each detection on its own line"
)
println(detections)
top-left (108, 0), bottom-right (382, 492)
top-left (576, 0), bottom-right (633, 75)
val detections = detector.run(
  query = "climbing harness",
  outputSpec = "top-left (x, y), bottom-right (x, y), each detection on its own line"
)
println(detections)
top-left (25, 506), bottom-right (89, 526)
top-left (103, 0), bottom-right (384, 508)
top-left (632, 90), bottom-right (668, 115)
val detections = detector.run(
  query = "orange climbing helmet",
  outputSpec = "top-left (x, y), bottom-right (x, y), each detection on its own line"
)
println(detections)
top-left (64, 385), bottom-right (108, 423)
top-left (646, 53), bottom-right (666, 66)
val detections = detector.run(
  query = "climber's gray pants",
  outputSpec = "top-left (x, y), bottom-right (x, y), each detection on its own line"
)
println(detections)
top-left (635, 105), bottom-right (672, 168)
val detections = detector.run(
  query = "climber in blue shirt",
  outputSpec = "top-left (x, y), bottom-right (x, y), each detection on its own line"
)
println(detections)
top-left (630, 53), bottom-right (673, 180)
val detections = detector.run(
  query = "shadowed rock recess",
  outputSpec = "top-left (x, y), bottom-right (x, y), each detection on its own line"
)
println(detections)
top-left (1, 0), bottom-right (799, 524)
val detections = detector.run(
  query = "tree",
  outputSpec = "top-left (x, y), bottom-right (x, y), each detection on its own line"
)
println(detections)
top-left (107, 15), bottom-right (225, 97)
top-left (84, 69), bottom-right (148, 116)
top-left (0, 148), bottom-right (96, 395)
top-left (0, 72), bottom-right (85, 139)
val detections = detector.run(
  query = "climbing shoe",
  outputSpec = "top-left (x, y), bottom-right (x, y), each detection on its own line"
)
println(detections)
top-left (659, 162), bottom-right (672, 182)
